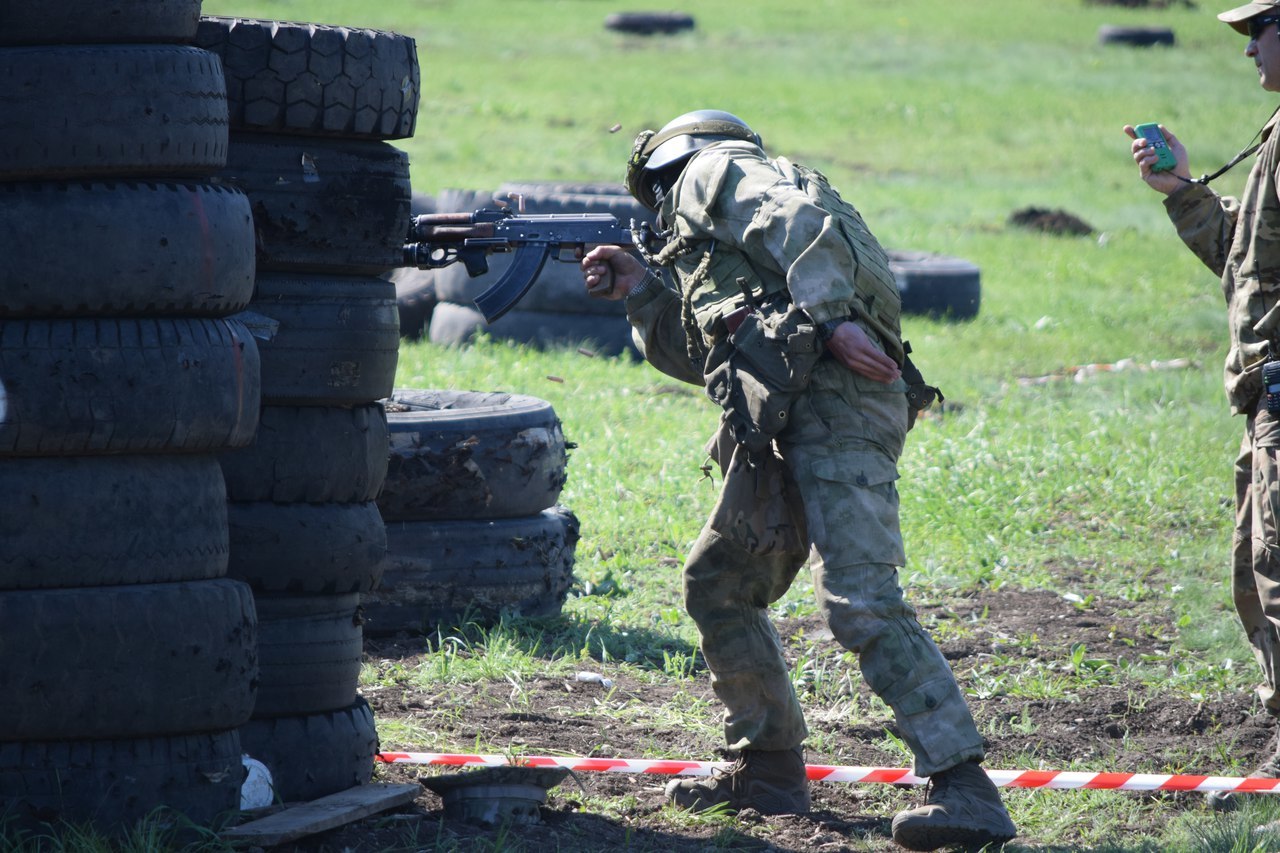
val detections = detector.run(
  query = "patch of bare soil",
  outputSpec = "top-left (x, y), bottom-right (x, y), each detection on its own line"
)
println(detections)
top-left (281, 588), bottom-right (1268, 852)
top-left (1008, 207), bottom-right (1095, 237)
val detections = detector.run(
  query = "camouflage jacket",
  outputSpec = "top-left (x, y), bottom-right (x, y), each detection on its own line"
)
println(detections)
top-left (1164, 109), bottom-right (1280, 414)
top-left (625, 140), bottom-right (896, 385)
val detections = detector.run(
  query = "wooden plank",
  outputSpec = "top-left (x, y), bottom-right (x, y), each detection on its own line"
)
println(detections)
top-left (222, 783), bottom-right (420, 847)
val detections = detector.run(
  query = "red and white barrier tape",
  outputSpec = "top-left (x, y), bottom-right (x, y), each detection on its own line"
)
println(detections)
top-left (376, 752), bottom-right (1280, 794)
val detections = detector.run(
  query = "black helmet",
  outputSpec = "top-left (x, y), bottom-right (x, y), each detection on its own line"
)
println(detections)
top-left (625, 109), bottom-right (761, 210)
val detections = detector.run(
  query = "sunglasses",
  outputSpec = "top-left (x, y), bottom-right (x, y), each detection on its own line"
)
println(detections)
top-left (1250, 14), bottom-right (1280, 39)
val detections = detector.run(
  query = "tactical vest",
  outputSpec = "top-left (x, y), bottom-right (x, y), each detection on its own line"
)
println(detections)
top-left (655, 154), bottom-right (904, 366)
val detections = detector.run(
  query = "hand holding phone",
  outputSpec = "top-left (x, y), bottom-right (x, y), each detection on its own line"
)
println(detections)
top-left (1134, 123), bottom-right (1178, 172)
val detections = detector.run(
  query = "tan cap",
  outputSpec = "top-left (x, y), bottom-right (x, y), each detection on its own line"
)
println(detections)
top-left (1219, 1), bottom-right (1280, 35)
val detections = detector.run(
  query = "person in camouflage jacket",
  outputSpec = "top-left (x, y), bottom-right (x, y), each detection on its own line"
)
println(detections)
top-left (1127, 0), bottom-right (1280, 810)
top-left (582, 110), bottom-right (1015, 851)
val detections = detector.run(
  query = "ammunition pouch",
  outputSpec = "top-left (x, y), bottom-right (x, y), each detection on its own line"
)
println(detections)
top-left (703, 301), bottom-right (822, 453)
top-left (902, 342), bottom-right (943, 431)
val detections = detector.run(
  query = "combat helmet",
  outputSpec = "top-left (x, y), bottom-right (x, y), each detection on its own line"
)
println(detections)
top-left (625, 109), bottom-right (761, 210)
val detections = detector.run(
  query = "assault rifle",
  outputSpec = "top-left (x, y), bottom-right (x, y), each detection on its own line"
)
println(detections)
top-left (403, 201), bottom-right (663, 322)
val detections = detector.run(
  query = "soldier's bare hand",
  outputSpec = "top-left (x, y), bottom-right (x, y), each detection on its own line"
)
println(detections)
top-left (824, 321), bottom-right (901, 384)
top-left (1123, 124), bottom-right (1191, 195)
top-left (581, 245), bottom-right (646, 300)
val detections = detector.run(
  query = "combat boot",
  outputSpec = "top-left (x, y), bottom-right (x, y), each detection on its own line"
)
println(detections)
top-left (890, 760), bottom-right (1017, 851)
top-left (1207, 731), bottom-right (1280, 812)
top-left (664, 747), bottom-right (810, 815)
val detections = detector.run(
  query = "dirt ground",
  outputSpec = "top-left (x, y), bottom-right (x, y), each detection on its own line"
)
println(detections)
top-left (279, 588), bottom-right (1270, 852)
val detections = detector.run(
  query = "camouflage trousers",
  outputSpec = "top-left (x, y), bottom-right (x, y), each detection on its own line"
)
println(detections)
top-left (1232, 401), bottom-right (1280, 716)
top-left (683, 356), bottom-right (985, 776)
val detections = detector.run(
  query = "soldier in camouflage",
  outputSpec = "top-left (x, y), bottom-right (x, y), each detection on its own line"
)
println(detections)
top-left (581, 110), bottom-right (1016, 851)
top-left (1126, 0), bottom-right (1280, 811)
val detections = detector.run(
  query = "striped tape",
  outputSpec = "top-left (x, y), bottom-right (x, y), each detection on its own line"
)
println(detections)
top-left (375, 752), bottom-right (1280, 794)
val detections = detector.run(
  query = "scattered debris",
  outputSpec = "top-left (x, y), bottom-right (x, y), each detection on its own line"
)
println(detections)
top-left (1008, 207), bottom-right (1095, 236)
top-left (573, 671), bottom-right (614, 688)
top-left (1017, 357), bottom-right (1196, 386)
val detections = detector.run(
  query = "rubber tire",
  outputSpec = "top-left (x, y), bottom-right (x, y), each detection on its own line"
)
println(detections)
top-left (226, 501), bottom-right (387, 595)
top-left (0, 180), bottom-right (255, 318)
top-left (0, 317), bottom-right (261, 456)
top-left (887, 250), bottom-right (982, 320)
top-left (428, 300), bottom-right (640, 359)
top-left (219, 403), bottom-right (389, 504)
top-left (0, 455), bottom-right (229, 590)
top-left (362, 508), bottom-right (580, 636)
top-left (0, 580), bottom-right (257, 741)
top-left (0, 44), bottom-right (228, 181)
top-left (238, 697), bottom-right (377, 803)
top-left (0, 731), bottom-right (244, 835)
top-left (251, 593), bottom-right (364, 719)
top-left (0, 1), bottom-right (202, 45)
top-left (1098, 25), bottom-right (1175, 47)
top-left (379, 388), bottom-right (569, 522)
top-left (195, 16), bottom-right (420, 140)
top-left (238, 274), bottom-right (400, 406)
top-left (603, 12), bottom-right (696, 35)
top-left (215, 134), bottom-right (412, 275)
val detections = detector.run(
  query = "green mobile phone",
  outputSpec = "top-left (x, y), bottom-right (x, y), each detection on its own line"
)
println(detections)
top-left (1135, 123), bottom-right (1177, 172)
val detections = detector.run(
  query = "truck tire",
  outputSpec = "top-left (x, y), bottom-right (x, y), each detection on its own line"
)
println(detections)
top-left (0, 0), bottom-right (202, 45)
top-left (220, 403), bottom-right (389, 504)
top-left (195, 16), bottom-right (420, 140)
top-left (0, 580), bottom-right (257, 740)
top-left (0, 731), bottom-right (244, 834)
top-left (0, 44), bottom-right (228, 180)
top-left (0, 455), bottom-right (229, 589)
top-left (226, 501), bottom-right (387, 594)
top-left (379, 389), bottom-right (568, 521)
top-left (888, 250), bottom-right (982, 320)
top-left (238, 697), bottom-right (377, 802)
top-left (362, 508), bottom-right (579, 636)
top-left (0, 180), bottom-right (255, 318)
top-left (238, 274), bottom-right (399, 406)
top-left (251, 593), bottom-right (363, 718)
top-left (0, 317), bottom-right (260, 456)
top-left (215, 134), bottom-right (412, 275)
top-left (428, 300), bottom-right (639, 358)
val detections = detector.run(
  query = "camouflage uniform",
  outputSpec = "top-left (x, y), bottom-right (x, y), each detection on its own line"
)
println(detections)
top-left (1165, 111), bottom-right (1280, 715)
top-left (624, 140), bottom-right (984, 776)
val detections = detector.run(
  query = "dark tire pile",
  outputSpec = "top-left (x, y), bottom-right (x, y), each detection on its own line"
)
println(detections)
top-left (0, 0), bottom-right (258, 831)
top-left (363, 390), bottom-right (579, 636)
top-left (196, 13), bottom-right (418, 804)
top-left (0, 1), bottom-right (420, 831)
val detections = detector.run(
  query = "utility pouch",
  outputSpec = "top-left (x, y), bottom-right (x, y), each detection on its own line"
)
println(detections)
top-left (1265, 360), bottom-right (1280, 416)
top-left (704, 302), bottom-right (822, 453)
top-left (902, 342), bottom-right (944, 431)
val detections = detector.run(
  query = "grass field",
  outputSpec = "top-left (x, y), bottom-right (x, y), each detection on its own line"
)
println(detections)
top-left (36, 0), bottom-right (1280, 849)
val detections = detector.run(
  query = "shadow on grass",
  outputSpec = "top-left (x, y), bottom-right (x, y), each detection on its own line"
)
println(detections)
top-left (364, 606), bottom-right (702, 674)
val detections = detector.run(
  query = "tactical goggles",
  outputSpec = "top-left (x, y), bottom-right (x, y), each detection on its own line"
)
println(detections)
top-left (1250, 14), bottom-right (1280, 38)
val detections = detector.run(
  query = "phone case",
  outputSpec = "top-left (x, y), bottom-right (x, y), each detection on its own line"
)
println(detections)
top-left (1135, 123), bottom-right (1177, 172)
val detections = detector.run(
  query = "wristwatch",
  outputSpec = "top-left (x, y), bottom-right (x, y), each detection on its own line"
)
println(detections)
top-left (815, 317), bottom-right (847, 344)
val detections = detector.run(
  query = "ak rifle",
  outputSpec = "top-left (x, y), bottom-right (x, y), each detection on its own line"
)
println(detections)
top-left (403, 201), bottom-right (662, 322)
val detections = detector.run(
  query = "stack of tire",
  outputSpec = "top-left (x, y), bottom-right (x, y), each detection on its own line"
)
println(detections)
top-left (362, 390), bottom-right (580, 636)
top-left (428, 183), bottom-right (652, 358)
top-left (195, 15), bottom-right (418, 803)
top-left (0, 1), bottom-right (260, 832)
